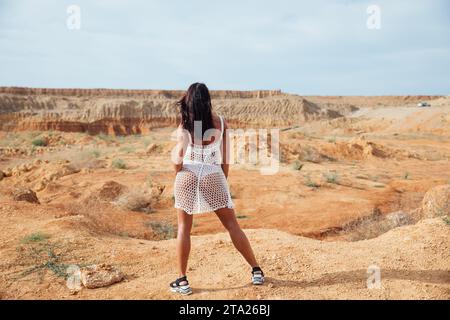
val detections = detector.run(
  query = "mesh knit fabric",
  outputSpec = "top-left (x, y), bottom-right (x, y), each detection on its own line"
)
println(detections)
top-left (174, 116), bottom-right (234, 214)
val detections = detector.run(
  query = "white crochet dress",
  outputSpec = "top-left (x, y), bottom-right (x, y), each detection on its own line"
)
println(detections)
top-left (174, 116), bottom-right (234, 214)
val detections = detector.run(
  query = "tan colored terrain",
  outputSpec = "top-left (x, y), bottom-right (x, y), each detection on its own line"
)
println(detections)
top-left (0, 88), bottom-right (449, 300)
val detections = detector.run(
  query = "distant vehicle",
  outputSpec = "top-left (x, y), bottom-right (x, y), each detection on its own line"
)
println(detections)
top-left (418, 102), bottom-right (431, 107)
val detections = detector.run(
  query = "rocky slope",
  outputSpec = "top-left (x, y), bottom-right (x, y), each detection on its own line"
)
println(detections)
top-left (1, 87), bottom-right (443, 135)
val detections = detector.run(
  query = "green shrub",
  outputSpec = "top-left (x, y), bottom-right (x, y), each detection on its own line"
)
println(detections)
top-left (324, 172), bottom-right (339, 184)
top-left (91, 149), bottom-right (101, 158)
top-left (292, 160), bottom-right (304, 171)
top-left (112, 158), bottom-right (127, 169)
top-left (304, 175), bottom-right (320, 188)
top-left (21, 232), bottom-right (50, 244)
top-left (120, 146), bottom-right (135, 154)
top-left (31, 138), bottom-right (47, 147)
top-left (443, 216), bottom-right (450, 226)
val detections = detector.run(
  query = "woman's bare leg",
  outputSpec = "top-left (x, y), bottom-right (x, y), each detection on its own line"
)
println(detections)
top-left (215, 208), bottom-right (259, 268)
top-left (176, 209), bottom-right (193, 277)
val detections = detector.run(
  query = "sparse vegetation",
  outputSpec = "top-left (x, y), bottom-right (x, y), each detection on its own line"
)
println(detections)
top-left (443, 216), bottom-right (450, 226)
top-left (324, 171), bottom-right (339, 184)
top-left (112, 158), bottom-right (127, 169)
top-left (21, 232), bottom-right (50, 244)
top-left (15, 240), bottom-right (75, 280)
top-left (148, 222), bottom-right (175, 240)
top-left (236, 215), bottom-right (249, 219)
top-left (31, 138), bottom-right (47, 147)
top-left (336, 209), bottom-right (414, 241)
top-left (403, 172), bottom-right (410, 180)
top-left (116, 135), bottom-right (126, 144)
top-left (91, 149), bottom-right (101, 158)
top-left (120, 145), bottom-right (135, 154)
top-left (304, 174), bottom-right (320, 188)
top-left (326, 136), bottom-right (336, 143)
top-left (96, 133), bottom-right (114, 142)
top-left (292, 160), bottom-right (304, 171)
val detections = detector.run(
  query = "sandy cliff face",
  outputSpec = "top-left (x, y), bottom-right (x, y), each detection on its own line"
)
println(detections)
top-left (0, 87), bottom-right (443, 135)
top-left (0, 87), bottom-right (332, 134)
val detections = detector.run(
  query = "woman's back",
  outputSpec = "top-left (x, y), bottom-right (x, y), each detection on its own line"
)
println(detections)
top-left (175, 114), bottom-right (233, 214)
top-left (182, 114), bottom-right (225, 167)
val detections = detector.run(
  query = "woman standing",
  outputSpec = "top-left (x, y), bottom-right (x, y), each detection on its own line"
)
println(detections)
top-left (170, 83), bottom-right (264, 295)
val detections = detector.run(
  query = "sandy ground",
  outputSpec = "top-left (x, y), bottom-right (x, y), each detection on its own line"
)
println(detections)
top-left (0, 199), bottom-right (448, 300)
top-left (0, 99), bottom-right (449, 300)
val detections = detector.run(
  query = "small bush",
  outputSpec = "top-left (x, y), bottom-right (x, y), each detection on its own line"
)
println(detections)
top-left (112, 158), bottom-right (127, 169)
top-left (443, 216), bottom-right (450, 226)
top-left (120, 146), bottom-right (135, 154)
top-left (236, 215), bottom-right (249, 219)
top-left (292, 160), bottom-right (304, 171)
top-left (148, 222), bottom-right (175, 240)
top-left (21, 232), bottom-right (50, 244)
top-left (304, 175), bottom-right (320, 188)
top-left (324, 172), bottom-right (339, 184)
top-left (91, 149), bottom-right (101, 158)
top-left (31, 138), bottom-right (47, 147)
top-left (403, 172), bottom-right (410, 180)
top-left (15, 240), bottom-right (73, 280)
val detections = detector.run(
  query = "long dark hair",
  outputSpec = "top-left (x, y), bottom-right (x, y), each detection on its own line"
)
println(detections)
top-left (177, 83), bottom-right (214, 140)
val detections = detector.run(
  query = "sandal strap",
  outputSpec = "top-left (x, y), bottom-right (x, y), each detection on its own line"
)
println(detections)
top-left (171, 276), bottom-right (188, 287)
top-left (252, 267), bottom-right (264, 277)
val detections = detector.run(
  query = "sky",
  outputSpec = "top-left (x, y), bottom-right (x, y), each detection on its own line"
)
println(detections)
top-left (0, 0), bottom-right (449, 95)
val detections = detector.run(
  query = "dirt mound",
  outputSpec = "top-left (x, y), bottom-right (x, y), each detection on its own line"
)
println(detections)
top-left (319, 136), bottom-right (420, 161)
top-left (340, 136), bottom-right (388, 159)
top-left (281, 142), bottom-right (334, 164)
top-left (94, 181), bottom-right (128, 202)
top-left (419, 185), bottom-right (450, 218)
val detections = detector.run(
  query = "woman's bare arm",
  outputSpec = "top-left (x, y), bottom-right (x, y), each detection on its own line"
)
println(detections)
top-left (221, 120), bottom-right (230, 179)
top-left (174, 124), bottom-right (186, 175)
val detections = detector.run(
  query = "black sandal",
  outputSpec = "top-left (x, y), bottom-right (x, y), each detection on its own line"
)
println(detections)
top-left (169, 276), bottom-right (193, 295)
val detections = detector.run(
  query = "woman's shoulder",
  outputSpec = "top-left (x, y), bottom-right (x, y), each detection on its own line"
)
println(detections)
top-left (212, 113), bottom-right (228, 128)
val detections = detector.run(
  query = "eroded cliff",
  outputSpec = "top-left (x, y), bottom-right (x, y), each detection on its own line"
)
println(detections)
top-left (0, 87), bottom-right (443, 135)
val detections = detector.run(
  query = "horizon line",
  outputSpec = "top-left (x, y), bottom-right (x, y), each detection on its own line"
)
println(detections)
top-left (0, 86), bottom-right (447, 98)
